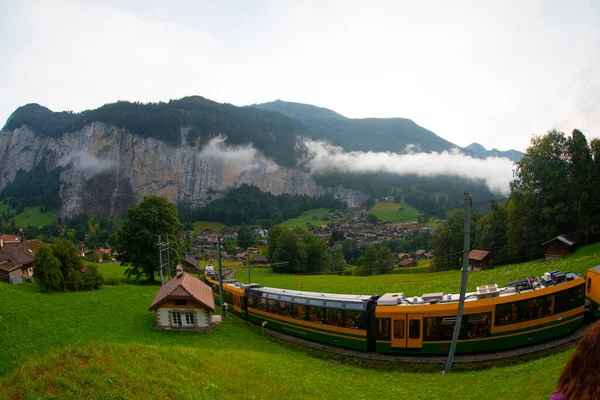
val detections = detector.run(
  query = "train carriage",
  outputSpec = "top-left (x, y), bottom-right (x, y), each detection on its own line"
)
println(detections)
top-left (246, 286), bottom-right (377, 351)
top-left (204, 274), bottom-right (249, 319)
top-left (374, 271), bottom-right (585, 354)
top-left (585, 266), bottom-right (600, 318)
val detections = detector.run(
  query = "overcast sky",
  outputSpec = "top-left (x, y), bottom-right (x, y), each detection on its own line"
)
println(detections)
top-left (1, 0), bottom-right (598, 151)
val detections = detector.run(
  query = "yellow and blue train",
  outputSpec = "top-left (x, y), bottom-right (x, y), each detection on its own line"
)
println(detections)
top-left (204, 266), bottom-right (600, 354)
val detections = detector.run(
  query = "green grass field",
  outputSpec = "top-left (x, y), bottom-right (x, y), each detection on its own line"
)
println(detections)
top-left (0, 282), bottom-right (575, 399)
top-left (371, 198), bottom-right (420, 222)
top-left (192, 220), bottom-right (228, 234)
top-left (9, 206), bottom-right (58, 228)
top-left (235, 243), bottom-right (600, 296)
top-left (279, 208), bottom-right (340, 230)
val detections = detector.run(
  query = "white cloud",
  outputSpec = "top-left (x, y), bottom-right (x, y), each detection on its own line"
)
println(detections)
top-left (300, 139), bottom-right (515, 195)
top-left (197, 135), bottom-right (279, 174)
top-left (69, 152), bottom-right (116, 177)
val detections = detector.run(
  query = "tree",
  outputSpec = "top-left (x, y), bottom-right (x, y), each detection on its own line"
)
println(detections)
top-left (271, 228), bottom-right (307, 273)
top-left (304, 234), bottom-right (331, 273)
top-left (431, 209), bottom-right (465, 271)
top-left (114, 196), bottom-right (185, 282)
top-left (237, 225), bottom-right (254, 249)
top-left (33, 245), bottom-right (63, 292)
top-left (52, 239), bottom-right (84, 290)
top-left (474, 201), bottom-right (508, 264)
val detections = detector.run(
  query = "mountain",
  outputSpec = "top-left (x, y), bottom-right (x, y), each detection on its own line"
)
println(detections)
top-left (0, 99), bottom-right (367, 217)
top-left (252, 100), bottom-right (457, 153)
top-left (464, 143), bottom-right (524, 162)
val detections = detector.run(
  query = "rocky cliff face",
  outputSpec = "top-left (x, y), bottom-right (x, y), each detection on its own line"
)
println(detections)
top-left (0, 123), bottom-right (367, 217)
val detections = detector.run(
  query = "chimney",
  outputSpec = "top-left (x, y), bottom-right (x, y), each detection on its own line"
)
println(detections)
top-left (21, 230), bottom-right (25, 243)
top-left (176, 264), bottom-right (184, 277)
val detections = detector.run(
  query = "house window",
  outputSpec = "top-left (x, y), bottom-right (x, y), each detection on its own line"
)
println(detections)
top-left (174, 300), bottom-right (187, 306)
top-left (185, 311), bottom-right (195, 325)
top-left (172, 312), bottom-right (182, 326)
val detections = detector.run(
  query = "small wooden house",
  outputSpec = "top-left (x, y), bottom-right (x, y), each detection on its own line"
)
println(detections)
top-left (0, 238), bottom-right (35, 284)
top-left (542, 234), bottom-right (578, 261)
top-left (468, 250), bottom-right (493, 272)
top-left (148, 268), bottom-right (215, 331)
top-left (252, 254), bottom-right (268, 265)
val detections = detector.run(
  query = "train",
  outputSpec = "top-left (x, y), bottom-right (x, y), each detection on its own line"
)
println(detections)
top-left (203, 266), bottom-right (600, 354)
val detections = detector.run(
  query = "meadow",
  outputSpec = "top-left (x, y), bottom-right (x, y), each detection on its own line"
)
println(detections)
top-left (371, 197), bottom-right (421, 222)
top-left (278, 208), bottom-right (340, 229)
top-left (2, 205), bottom-right (58, 228)
top-left (3, 245), bottom-right (599, 399)
top-left (0, 282), bottom-right (575, 400)
top-left (193, 220), bottom-right (228, 234)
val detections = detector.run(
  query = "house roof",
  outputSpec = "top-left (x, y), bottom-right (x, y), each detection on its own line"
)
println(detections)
top-left (1, 234), bottom-right (21, 242)
top-left (148, 273), bottom-right (215, 312)
top-left (469, 250), bottom-right (490, 261)
top-left (415, 249), bottom-right (427, 255)
top-left (541, 234), bottom-right (578, 248)
top-left (0, 261), bottom-right (22, 272)
top-left (253, 255), bottom-right (268, 262)
top-left (0, 242), bottom-right (35, 265)
top-left (183, 256), bottom-right (197, 266)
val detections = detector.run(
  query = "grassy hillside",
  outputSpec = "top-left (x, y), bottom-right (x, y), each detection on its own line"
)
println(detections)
top-left (371, 197), bottom-right (420, 222)
top-left (278, 208), bottom-right (340, 230)
top-left (0, 282), bottom-right (574, 399)
top-left (235, 243), bottom-right (600, 296)
top-left (11, 206), bottom-right (57, 227)
top-left (192, 220), bottom-right (228, 234)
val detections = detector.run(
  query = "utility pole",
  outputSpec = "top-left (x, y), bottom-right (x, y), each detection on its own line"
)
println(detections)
top-left (217, 233), bottom-right (225, 318)
top-left (157, 235), bottom-right (171, 285)
top-left (247, 253), bottom-right (251, 284)
top-left (166, 234), bottom-right (171, 279)
top-left (444, 191), bottom-right (471, 374)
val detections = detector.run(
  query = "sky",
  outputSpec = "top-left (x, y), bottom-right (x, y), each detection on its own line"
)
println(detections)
top-left (0, 0), bottom-right (599, 151)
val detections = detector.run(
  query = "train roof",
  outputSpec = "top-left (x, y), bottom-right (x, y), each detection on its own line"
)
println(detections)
top-left (377, 271), bottom-right (582, 307)
top-left (590, 265), bottom-right (600, 273)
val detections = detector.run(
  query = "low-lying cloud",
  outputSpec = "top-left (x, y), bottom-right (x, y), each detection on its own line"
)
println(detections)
top-left (197, 136), bottom-right (278, 174)
top-left (299, 139), bottom-right (515, 195)
top-left (70, 151), bottom-right (116, 177)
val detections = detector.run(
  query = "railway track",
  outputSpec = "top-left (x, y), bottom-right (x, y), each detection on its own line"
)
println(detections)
top-left (263, 322), bottom-right (592, 364)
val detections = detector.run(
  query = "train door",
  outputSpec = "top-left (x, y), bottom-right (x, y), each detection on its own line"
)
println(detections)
top-left (233, 295), bottom-right (242, 314)
top-left (391, 315), bottom-right (407, 348)
top-left (407, 314), bottom-right (423, 349)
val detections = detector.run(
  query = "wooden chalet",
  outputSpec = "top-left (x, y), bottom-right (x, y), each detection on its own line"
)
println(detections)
top-left (182, 256), bottom-right (201, 272)
top-left (468, 250), bottom-right (493, 272)
top-left (148, 266), bottom-right (215, 331)
top-left (252, 255), bottom-right (268, 265)
top-left (542, 234), bottom-right (578, 261)
top-left (398, 257), bottom-right (417, 267)
top-left (0, 237), bottom-right (36, 284)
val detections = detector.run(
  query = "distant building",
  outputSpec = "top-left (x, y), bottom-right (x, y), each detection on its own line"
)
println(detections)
top-left (0, 236), bottom-right (36, 284)
top-left (253, 255), bottom-right (268, 265)
top-left (398, 258), bottom-right (417, 267)
top-left (148, 267), bottom-right (215, 331)
top-left (468, 250), bottom-right (493, 272)
top-left (541, 234), bottom-right (579, 261)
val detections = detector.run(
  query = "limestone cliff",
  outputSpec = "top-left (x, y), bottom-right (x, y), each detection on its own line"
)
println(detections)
top-left (0, 123), bottom-right (367, 217)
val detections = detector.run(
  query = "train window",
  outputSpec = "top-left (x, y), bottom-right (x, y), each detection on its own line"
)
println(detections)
top-left (309, 299), bottom-right (324, 307)
top-left (377, 319), bottom-right (390, 338)
top-left (345, 303), bottom-right (363, 310)
top-left (439, 318), bottom-right (455, 340)
top-left (308, 306), bottom-right (323, 323)
top-left (326, 308), bottom-right (343, 327)
top-left (393, 319), bottom-right (404, 339)
top-left (294, 297), bottom-right (307, 305)
top-left (293, 304), bottom-right (307, 320)
top-left (555, 284), bottom-right (585, 314)
top-left (224, 291), bottom-right (232, 304)
top-left (539, 295), bottom-right (553, 317)
top-left (409, 319), bottom-right (420, 339)
top-left (461, 313), bottom-right (491, 339)
top-left (424, 318), bottom-right (437, 341)
top-left (520, 299), bottom-right (541, 321)
top-left (268, 293), bottom-right (279, 300)
top-left (294, 304), bottom-right (306, 320)
top-left (327, 301), bottom-right (343, 308)
top-left (258, 297), bottom-right (267, 311)
top-left (280, 295), bottom-right (292, 302)
top-left (279, 302), bottom-right (292, 317)
top-left (267, 299), bottom-right (279, 314)
top-left (343, 310), bottom-right (364, 329)
top-left (495, 302), bottom-right (518, 326)
top-left (588, 278), bottom-right (592, 293)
